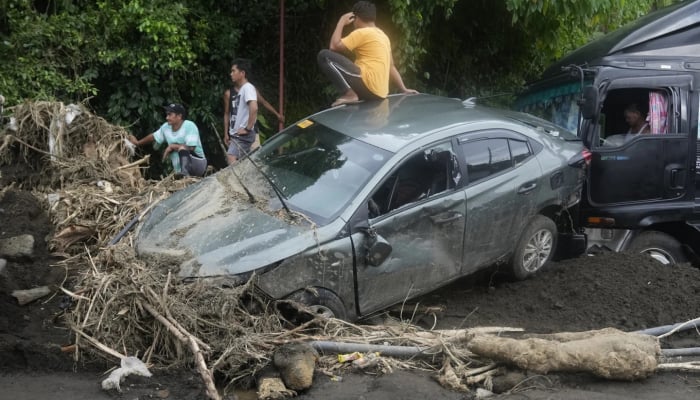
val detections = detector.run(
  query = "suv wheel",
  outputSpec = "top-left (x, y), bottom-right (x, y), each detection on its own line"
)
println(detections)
top-left (510, 215), bottom-right (557, 280)
top-left (627, 231), bottom-right (687, 265)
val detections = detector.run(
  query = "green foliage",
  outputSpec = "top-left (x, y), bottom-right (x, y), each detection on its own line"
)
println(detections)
top-left (385, 0), bottom-right (458, 74)
top-left (0, 0), bottom-right (99, 103)
top-left (0, 0), bottom-right (688, 169)
top-left (419, 0), bottom-right (684, 105)
top-left (503, 0), bottom-right (680, 73)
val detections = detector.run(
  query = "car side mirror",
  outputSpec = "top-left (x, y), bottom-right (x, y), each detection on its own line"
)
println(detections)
top-left (580, 86), bottom-right (598, 120)
top-left (364, 230), bottom-right (392, 267)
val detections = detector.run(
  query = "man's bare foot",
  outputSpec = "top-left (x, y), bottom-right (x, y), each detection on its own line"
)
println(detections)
top-left (331, 96), bottom-right (361, 107)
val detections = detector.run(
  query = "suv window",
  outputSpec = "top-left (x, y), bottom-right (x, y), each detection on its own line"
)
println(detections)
top-left (369, 142), bottom-right (460, 217)
top-left (462, 137), bottom-right (533, 183)
top-left (510, 139), bottom-right (531, 166)
top-left (463, 138), bottom-right (509, 182)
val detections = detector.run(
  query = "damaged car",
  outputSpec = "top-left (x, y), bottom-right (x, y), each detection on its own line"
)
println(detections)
top-left (135, 94), bottom-right (586, 321)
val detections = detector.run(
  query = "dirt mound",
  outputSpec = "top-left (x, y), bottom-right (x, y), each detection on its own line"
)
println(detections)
top-left (0, 188), bottom-right (72, 370)
top-left (429, 252), bottom-right (700, 335)
top-left (1, 185), bottom-right (699, 399)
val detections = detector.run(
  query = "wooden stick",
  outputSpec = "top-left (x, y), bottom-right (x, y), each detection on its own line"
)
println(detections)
top-left (73, 328), bottom-right (125, 360)
top-left (2, 134), bottom-right (71, 161)
top-left (657, 316), bottom-right (700, 339)
top-left (144, 287), bottom-right (211, 352)
top-left (656, 362), bottom-right (700, 372)
top-left (465, 368), bottom-right (500, 385)
top-left (116, 155), bottom-right (150, 170)
top-left (464, 363), bottom-right (498, 377)
top-left (141, 302), bottom-right (220, 400)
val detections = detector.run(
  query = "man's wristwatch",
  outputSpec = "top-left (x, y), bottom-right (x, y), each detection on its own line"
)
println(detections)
top-left (244, 126), bottom-right (253, 133)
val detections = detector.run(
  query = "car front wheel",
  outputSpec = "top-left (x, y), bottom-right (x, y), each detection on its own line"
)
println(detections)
top-left (286, 288), bottom-right (347, 320)
top-left (627, 231), bottom-right (687, 266)
top-left (510, 215), bottom-right (557, 280)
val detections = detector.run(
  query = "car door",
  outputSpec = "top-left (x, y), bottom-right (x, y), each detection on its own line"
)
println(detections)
top-left (352, 142), bottom-right (466, 316)
top-left (458, 132), bottom-right (542, 272)
top-left (584, 80), bottom-right (693, 216)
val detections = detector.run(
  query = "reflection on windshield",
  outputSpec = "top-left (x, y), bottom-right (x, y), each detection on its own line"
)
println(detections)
top-left (516, 81), bottom-right (583, 133)
top-left (252, 122), bottom-right (391, 224)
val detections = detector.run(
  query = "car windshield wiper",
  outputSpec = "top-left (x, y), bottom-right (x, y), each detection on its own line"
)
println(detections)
top-left (243, 155), bottom-right (292, 216)
top-left (230, 168), bottom-right (256, 204)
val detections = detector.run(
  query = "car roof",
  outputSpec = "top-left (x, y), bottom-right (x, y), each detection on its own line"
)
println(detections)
top-left (310, 94), bottom-right (557, 153)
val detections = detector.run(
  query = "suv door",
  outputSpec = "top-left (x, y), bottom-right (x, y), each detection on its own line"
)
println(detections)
top-left (352, 142), bottom-right (466, 316)
top-left (458, 131), bottom-right (542, 272)
top-left (584, 78), bottom-right (694, 226)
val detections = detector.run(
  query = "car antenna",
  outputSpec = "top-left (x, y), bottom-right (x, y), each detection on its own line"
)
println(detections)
top-left (462, 97), bottom-right (476, 108)
top-left (461, 92), bottom-right (513, 107)
top-left (244, 155), bottom-right (293, 216)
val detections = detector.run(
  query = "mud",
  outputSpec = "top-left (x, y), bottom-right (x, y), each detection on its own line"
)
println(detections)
top-left (1, 187), bottom-right (699, 399)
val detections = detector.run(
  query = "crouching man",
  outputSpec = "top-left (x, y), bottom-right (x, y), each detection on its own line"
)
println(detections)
top-left (129, 103), bottom-right (207, 177)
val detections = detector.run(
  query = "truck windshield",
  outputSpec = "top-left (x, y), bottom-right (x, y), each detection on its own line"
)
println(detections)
top-left (515, 81), bottom-right (584, 135)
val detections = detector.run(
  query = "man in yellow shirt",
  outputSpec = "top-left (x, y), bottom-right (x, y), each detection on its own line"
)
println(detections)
top-left (317, 1), bottom-right (417, 107)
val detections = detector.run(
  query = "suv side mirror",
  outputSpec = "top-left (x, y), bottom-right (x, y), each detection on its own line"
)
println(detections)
top-left (580, 86), bottom-right (598, 120)
top-left (366, 234), bottom-right (392, 266)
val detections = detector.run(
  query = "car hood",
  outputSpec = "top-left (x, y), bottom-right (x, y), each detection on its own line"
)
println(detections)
top-left (135, 168), bottom-right (319, 278)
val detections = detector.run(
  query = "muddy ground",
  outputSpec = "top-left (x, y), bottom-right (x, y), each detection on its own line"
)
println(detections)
top-left (1, 187), bottom-right (699, 399)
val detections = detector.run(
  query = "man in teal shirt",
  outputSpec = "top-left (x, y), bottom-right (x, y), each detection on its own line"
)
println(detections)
top-left (129, 103), bottom-right (207, 177)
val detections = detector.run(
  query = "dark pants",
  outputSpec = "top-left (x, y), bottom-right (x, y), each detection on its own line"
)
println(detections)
top-left (178, 149), bottom-right (207, 177)
top-left (317, 49), bottom-right (383, 101)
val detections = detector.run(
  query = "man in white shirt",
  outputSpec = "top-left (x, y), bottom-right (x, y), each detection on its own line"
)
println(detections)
top-left (223, 58), bottom-right (259, 164)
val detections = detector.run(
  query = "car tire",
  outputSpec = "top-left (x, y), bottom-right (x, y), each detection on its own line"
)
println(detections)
top-left (627, 231), bottom-right (687, 266)
top-left (510, 215), bottom-right (557, 280)
top-left (287, 288), bottom-right (347, 320)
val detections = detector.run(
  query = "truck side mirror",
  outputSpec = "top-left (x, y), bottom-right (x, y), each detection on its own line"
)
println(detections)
top-left (580, 86), bottom-right (598, 119)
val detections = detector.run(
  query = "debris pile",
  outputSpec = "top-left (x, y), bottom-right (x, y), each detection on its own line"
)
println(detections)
top-left (1, 101), bottom-right (699, 400)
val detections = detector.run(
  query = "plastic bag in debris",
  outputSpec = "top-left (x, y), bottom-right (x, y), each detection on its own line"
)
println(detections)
top-left (337, 352), bottom-right (363, 363)
top-left (351, 352), bottom-right (381, 369)
top-left (101, 356), bottom-right (152, 392)
top-left (64, 104), bottom-right (81, 126)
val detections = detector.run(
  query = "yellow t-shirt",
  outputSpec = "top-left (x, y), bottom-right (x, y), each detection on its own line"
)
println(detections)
top-left (341, 27), bottom-right (391, 98)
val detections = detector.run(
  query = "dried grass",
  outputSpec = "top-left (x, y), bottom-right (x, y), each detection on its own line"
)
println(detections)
top-left (0, 101), bottom-right (548, 394)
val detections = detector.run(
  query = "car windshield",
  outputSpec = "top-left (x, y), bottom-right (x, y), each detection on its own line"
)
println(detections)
top-left (515, 81), bottom-right (586, 135)
top-left (249, 120), bottom-right (392, 224)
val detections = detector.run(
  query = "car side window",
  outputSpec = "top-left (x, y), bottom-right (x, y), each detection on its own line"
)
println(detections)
top-left (369, 143), bottom-right (460, 218)
top-left (462, 138), bottom-right (511, 183)
top-left (510, 139), bottom-right (531, 166)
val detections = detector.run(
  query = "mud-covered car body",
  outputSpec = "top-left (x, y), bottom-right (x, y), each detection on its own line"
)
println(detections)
top-left (135, 94), bottom-right (585, 320)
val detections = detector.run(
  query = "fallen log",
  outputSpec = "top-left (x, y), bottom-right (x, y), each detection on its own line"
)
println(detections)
top-left (465, 328), bottom-right (660, 380)
top-left (656, 361), bottom-right (700, 372)
top-left (141, 302), bottom-right (220, 400)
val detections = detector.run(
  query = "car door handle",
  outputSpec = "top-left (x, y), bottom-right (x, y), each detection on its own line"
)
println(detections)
top-left (430, 212), bottom-right (463, 224)
top-left (517, 181), bottom-right (537, 194)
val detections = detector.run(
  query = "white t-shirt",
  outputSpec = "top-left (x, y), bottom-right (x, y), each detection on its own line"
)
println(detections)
top-left (229, 82), bottom-right (258, 143)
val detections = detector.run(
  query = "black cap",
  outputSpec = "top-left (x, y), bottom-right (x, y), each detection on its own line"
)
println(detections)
top-left (164, 103), bottom-right (186, 116)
